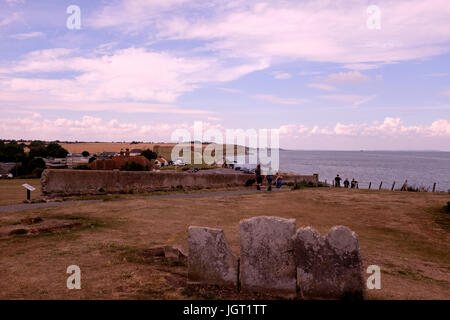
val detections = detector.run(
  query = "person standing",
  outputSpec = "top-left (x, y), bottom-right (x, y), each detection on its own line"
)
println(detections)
top-left (275, 173), bottom-right (283, 190)
top-left (255, 164), bottom-right (262, 191)
top-left (334, 174), bottom-right (342, 187)
top-left (267, 172), bottom-right (273, 191)
top-left (351, 178), bottom-right (356, 189)
top-left (401, 180), bottom-right (408, 191)
top-left (344, 178), bottom-right (350, 188)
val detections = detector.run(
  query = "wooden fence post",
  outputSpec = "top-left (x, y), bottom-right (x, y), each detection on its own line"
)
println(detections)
top-left (432, 183), bottom-right (436, 193)
top-left (391, 181), bottom-right (396, 191)
top-left (368, 182), bottom-right (371, 189)
top-left (379, 181), bottom-right (383, 190)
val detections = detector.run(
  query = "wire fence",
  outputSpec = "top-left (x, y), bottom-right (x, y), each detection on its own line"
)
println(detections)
top-left (323, 178), bottom-right (442, 193)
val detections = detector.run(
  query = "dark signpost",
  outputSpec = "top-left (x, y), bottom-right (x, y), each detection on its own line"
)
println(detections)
top-left (22, 184), bottom-right (36, 202)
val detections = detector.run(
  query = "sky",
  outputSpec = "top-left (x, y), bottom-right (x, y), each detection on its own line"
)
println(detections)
top-left (0, 0), bottom-right (449, 150)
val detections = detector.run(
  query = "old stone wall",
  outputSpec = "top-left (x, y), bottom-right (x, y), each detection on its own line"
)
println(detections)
top-left (40, 169), bottom-right (318, 196)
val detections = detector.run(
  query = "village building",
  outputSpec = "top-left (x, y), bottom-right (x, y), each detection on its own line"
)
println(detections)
top-left (97, 152), bottom-right (117, 159)
top-left (154, 157), bottom-right (168, 167)
top-left (129, 149), bottom-right (143, 156)
top-left (66, 153), bottom-right (89, 168)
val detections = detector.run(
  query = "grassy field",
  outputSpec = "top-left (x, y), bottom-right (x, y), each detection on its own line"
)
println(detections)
top-left (0, 186), bottom-right (449, 299)
top-left (57, 142), bottom-right (247, 161)
top-left (0, 179), bottom-right (41, 206)
top-left (58, 142), bottom-right (176, 154)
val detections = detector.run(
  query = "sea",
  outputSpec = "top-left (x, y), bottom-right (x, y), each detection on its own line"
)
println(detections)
top-left (279, 150), bottom-right (450, 192)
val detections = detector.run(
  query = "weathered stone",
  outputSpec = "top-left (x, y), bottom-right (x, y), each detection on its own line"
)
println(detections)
top-left (239, 216), bottom-right (297, 297)
top-left (294, 225), bottom-right (365, 299)
top-left (164, 245), bottom-right (187, 262)
top-left (188, 226), bottom-right (238, 287)
top-left (40, 169), bottom-right (319, 197)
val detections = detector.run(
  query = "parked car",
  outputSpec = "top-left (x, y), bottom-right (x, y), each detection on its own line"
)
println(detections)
top-left (174, 158), bottom-right (187, 166)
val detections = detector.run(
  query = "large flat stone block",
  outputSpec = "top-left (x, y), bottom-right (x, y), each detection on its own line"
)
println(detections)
top-left (239, 216), bottom-right (297, 297)
top-left (294, 226), bottom-right (365, 299)
top-left (188, 226), bottom-right (238, 287)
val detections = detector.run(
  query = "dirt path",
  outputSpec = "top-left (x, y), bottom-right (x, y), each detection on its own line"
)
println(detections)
top-left (0, 189), bottom-right (288, 213)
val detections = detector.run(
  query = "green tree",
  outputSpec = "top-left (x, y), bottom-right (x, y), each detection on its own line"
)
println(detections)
top-left (0, 140), bottom-right (4, 160)
top-left (28, 141), bottom-right (48, 158)
top-left (120, 162), bottom-right (146, 171)
top-left (82, 151), bottom-right (90, 157)
top-left (26, 157), bottom-right (46, 173)
top-left (46, 142), bottom-right (69, 158)
top-left (2, 141), bottom-right (26, 162)
top-left (141, 149), bottom-right (157, 161)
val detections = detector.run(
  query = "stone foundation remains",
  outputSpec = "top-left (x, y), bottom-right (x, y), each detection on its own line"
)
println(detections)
top-left (187, 216), bottom-right (365, 299)
top-left (188, 226), bottom-right (238, 287)
top-left (240, 216), bottom-right (297, 297)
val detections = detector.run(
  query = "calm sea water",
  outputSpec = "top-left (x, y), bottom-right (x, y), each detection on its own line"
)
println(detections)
top-left (279, 150), bottom-right (450, 192)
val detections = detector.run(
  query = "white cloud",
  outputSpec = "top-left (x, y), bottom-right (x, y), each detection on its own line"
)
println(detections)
top-left (330, 117), bottom-right (450, 138)
top-left (307, 83), bottom-right (337, 91)
top-left (324, 71), bottom-right (371, 84)
top-left (0, 115), bottom-right (224, 142)
top-left (273, 72), bottom-right (292, 80)
top-left (277, 117), bottom-right (450, 150)
top-left (88, 0), bottom-right (190, 32)
top-left (0, 47), bottom-right (268, 110)
top-left (253, 94), bottom-right (305, 105)
top-left (10, 31), bottom-right (44, 40)
top-left (146, 0), bottom-right (450, 65)
top-left (342, 63), bottom-right (380, 70)
top-left (218, 87), bottom-right (240, 93)
top-left (1, 115), bottom-right (449, 150)
top-left (0, 11), bottom-right (20, 26)
top-left (320, 94), bottom-right (376, 106)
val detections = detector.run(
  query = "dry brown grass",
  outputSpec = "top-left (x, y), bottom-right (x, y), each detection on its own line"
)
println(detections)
top-left (0, 179), bottom-right (41, 206)
top-left (58, 142), bottom-right (177, 154)
top-left (0, 187), bottom-right (449, 299)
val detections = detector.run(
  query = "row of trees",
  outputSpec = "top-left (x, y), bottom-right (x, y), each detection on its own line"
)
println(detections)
top-left (0, 141), bottom-right (69, 161)
top-left (0, 140), bottom-right (69, 178)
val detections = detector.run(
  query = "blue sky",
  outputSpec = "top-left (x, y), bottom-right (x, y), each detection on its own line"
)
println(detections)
top-left (0, 0), bottom-right (449, 150)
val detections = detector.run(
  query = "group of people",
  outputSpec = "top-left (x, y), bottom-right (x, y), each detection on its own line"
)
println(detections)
top-left (334, 174), bottom-right (359, 189)
top-left (254, 164), bottom-right (283, 191)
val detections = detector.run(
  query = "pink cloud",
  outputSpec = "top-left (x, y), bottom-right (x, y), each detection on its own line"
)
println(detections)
top-left (253, 94), bottom-right (306, 105)
top-left (320, 94), bottom-right (376, 106)
top-left (307, 83), bottom-right (337, 91)
top-left (324, 71), bottom-right (371, 84)
top-left (0, 47), bottom-right (267, 109)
